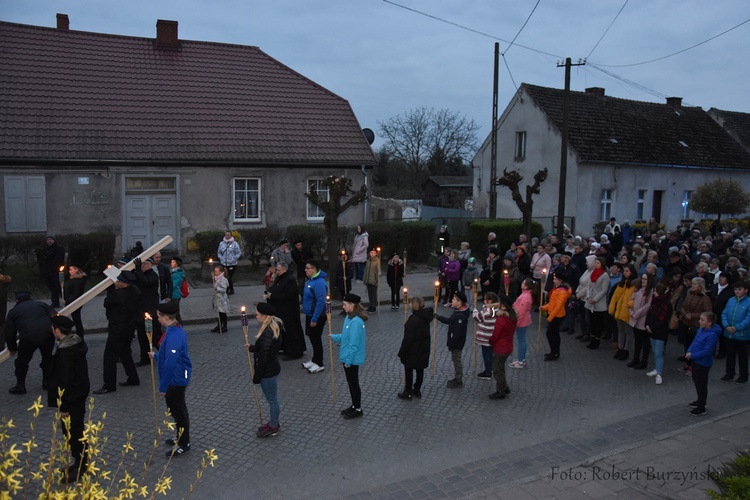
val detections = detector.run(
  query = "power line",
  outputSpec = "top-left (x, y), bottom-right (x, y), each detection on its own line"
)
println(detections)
top-left (381, 0), bottom-right (562, 59)
top-left (501, 0), bottom-right (540, 56)
top-left (589, 16), bottom-right (750, 67)
top-left (585, 0), bottom-right (629, 61)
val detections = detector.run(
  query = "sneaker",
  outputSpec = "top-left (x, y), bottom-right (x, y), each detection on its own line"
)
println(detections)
top-left (477, 372), bottom-right (492, 380)
top-left (165, 443), bottom-right (190, 458)
top-left (646, 369), bottom-right (658, 377)
top-left (509, 360), bottom-right (526, 369)
top-left (446, 379), bottom-right (463, 389)
top-left (488, 391), bottom-right (506, 400)
top-left (165, 437), bottom-right (177, 446)
top-left (689, 407), bottom-right (706, 416)
top-left (397, 391), bottom-right (412, 400)
top-left (308, 363), bottom-right (325, 374)
top-left (735, 377), bottom-right (748, 384)
top-left (257, 424), bottom-right (280, 438)
top-left (655, 375), bottom-right (663, 385)
top-left (340, 405), bottom-right (355, 416)
top-left (302, 360), bottom-right (314, 369)
top-left (685, 369), bottom-right (692, 377)
top-left (720, 374), bottom-right (734, 383)
top-left (391, 305), bottom-right (396, 310)
top-left (8, 385), bottom-right (27, 395)
top-left (412, 389), bottom-right (422, 398)
top-left (366, 307), bottom-right (377, 313)
top-left (688, 400), bottom-right (700, 408)
top-left (343, 408), bottom-right (363, 419)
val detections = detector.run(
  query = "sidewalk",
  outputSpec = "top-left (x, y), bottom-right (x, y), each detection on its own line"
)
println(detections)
top-left (30, 270), bottom-right (446, 334)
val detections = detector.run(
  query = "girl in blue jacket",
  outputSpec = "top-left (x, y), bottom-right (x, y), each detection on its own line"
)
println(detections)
top-left (685, 311), bottom-right (722, 416)
top-left (331, 293), bottom-right (367, 420)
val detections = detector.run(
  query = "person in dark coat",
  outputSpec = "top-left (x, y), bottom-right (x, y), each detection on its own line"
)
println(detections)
top-left (4, 291), bottom-right (55, 394)
top-left (436, 291), bottom-right (471, 388)
top-left (291, 240), bottom-right (314, 297)
top-left (47, 315), bottom-right (90, 482)
top-left (249, 303), bottom-right (282, 438)
top-left (265, 261), bottom-right (306, 360)
top-left (93, 271), bottom-right (141, 394)
top-left (0, 273), bottom-right (12, 350)
top-left (134, 257), bottom-right (159, 365)
top-left (386, 253), bottom-right (405, 310)
top-left (397, 296), bottom-right (433, 400)
top-left (37, 235), bottom-right (66, 307)
top-left (153, 252), bottom-right (173, 303)
top-left (64, 264), bottom-right (87, 339)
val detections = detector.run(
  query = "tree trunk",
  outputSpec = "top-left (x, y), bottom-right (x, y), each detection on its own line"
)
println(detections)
top-left (324, 214), bottom-right (338, 298)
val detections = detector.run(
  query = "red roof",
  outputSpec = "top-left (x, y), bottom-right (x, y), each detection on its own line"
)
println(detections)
top-left (0, 20), bottom-right (376, 165)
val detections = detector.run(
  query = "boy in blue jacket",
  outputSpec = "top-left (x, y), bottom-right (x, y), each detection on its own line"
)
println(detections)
top-left (685, 311), bottom-right (722, 416)
top-left (151, 301), bottom-right (192, 457)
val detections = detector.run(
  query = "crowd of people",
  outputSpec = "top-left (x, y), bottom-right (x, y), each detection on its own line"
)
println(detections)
top-left (4, 219), bottom-right (749, 482)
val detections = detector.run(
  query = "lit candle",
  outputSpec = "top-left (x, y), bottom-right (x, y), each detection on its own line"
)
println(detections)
top-left (503, 269), bottom-right (509, 296)
top-left (241, 306), bottom-right (248, 327)
top-left (325, 295), bottom-right (332, 315)
top-left (58, 266), bottom-right (65, 305)
top-left (403, 287), bottom-right (408, 320)
top-left (144, 313), bottom-right (153, 349)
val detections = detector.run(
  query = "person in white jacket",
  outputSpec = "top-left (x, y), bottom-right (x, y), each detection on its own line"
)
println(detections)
top-left (217, 231), bottom-right (241, 295)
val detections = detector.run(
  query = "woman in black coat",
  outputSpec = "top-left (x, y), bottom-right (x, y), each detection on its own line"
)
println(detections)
top-left (249, 303), bottom-right (282, 438)
top-left (64, 265), bottom-right (88, 338)
top-left (265, 261), bottom-right (306, 360)
top-left (397, 296), bottom-right (433, 400)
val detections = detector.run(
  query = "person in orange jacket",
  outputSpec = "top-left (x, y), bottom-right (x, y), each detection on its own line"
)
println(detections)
top-left (540, 272), bottom-right (572, 361)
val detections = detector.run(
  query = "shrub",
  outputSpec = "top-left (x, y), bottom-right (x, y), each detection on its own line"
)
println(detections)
top-left (468, 220), bottom-right (543, 259)
top-left (236, 226), bottom-right (284, 270)
top-left (708, 450), bottom-right (750, 499)
top-left (64, 232), bottom-right (116, 274)
top-left (287, 225), bottom-right (327, 263)
top-left (193, 231), bottom-right (226, 262)
top-left (362, 221), bottom-right (435, 263)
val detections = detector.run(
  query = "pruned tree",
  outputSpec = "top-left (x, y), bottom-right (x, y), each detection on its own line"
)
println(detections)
top-left (305, 176), bottom-right (368, 293)
top-left (378, 107), bottom-right (480, 176)
top-left (494, 167), bottom-right (549, 236)
top-left (689, 178), bottom-right (750, 220)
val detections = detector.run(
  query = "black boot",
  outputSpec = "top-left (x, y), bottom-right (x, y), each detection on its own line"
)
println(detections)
top-left (210, 325), bottom-right (220, 333)
top-left (626, 358), bottom-right (638, 368)
top-left (613, 349), bottom-right (624, 359)
top-left (581, 334), bottom-right (591, 342)
top-left (397, 389), bottom-right (412, 400)
top-left (586, 337), bottom-right (600, 349)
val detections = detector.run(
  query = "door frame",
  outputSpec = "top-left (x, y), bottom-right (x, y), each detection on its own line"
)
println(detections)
top-left (122, 174), bottom-right (180, 254)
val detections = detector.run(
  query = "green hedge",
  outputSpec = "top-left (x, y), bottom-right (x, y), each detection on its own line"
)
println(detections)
top-left (0, 232), bottom-right (117, 275)
top-left (287, 225), bottom-right (327, 263)
top-left (235, 226), bottom-right (285, 270)
top-left (360, 221), bottom-right (435, 263)
top-left (193, 231), bottom-right (226, 262)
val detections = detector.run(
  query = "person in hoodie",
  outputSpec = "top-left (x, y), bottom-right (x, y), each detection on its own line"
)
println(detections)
top-left (488, 295), bottom-right (517, 399)
top-left (436, 291), bottom-right (471, 388)
top-left (398, 296), bottom-right (432, 400)
top-left (47, 315), bottom-right (90, 483)
top-left (443, 250), bottom-right (462, 307)
top-left (301, 260), bottom-right (328, 374)
top-left (720, 280), bottom-right (750, 384)
top-left (217, 231), bottom-right (241, 295)
top-left (152, 301), bottom-right (192, 457)
top-left (93, 271), bottom-right (141, 395)
top-left (462, 257), bottom-right (480, 310)
top-left (473, 292), bottom-right (500, 379)
top-left (685, 312), bottom-right (721, 416)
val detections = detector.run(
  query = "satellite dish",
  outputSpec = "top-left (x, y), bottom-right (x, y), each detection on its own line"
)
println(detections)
top-left (362, 128), bottom-right (375, 145)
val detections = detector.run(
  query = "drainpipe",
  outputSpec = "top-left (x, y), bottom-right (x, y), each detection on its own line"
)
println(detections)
top-left (361, 164), bottom-right (369, 223)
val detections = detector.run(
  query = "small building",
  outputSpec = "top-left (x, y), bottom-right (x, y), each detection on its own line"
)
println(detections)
top-left (423, 176), bottom-right (472, 209)
top-left (0, 15), bottom-right (376, 253)
top-left (472, 83), bottom-right (750, 234)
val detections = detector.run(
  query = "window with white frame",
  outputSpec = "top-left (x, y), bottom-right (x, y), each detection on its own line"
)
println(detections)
top-left (636, 189), bottom-right (646, 220)
top-left (682, 190), bottom-right (692, 219)
top-left (307, 178), bottom-right (329, 220)
top-left (233, 178), bottom-right (261, 222)
top-left (4, 176), bottom-right (46, 232)
top-left (600, 189), bottom-right (613, 221)
top-left (514, 131), bottom-right (526, 160)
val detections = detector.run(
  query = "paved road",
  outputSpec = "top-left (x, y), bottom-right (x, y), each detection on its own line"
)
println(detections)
top-left (1, 272), bottom-right (748, 498)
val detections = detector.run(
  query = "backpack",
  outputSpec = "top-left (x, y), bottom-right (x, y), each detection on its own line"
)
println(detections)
top-left (180, 278), bottom-right (189, 298)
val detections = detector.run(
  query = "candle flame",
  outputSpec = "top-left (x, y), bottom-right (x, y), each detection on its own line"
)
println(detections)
top-left (241, 306), bottom-right (246, 313)
top-left (435, 281), bottom-right (440, 287)
top-left (326, 295), bottom-right (331, 300)
top-left (341, 249), bottom-right (345, 254)
top-left (504, 269), bottom-right (508, 275)
top-left (145, 313), bottom-right (152, 320)
top-left (107, 264), bottom-right (112, 269)
top-left (376, 247), bottom-right (381, 252)
top-left (474, 278), bottom-right (478, 283)
top-left (543, 268), bottom-right (547, 274)
top-left (209, 258), bottom-right (213, 264)
top-left (403, 287), bottom-right (408, 293)
top-left (59, 266), bottom-right (65, 272)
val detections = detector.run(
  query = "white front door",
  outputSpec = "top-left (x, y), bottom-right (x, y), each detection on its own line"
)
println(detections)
top-left (125, 194), bottom-right (177, 252)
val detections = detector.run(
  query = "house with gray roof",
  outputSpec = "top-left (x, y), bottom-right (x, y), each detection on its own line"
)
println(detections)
top-left (472, 83), bottom-right (750, 235)
top-left (0, 15), bottom-right (376, 253)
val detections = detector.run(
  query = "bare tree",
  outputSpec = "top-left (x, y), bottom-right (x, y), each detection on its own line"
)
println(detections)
top-left (378, 107), bottom-right (480, 176)
top-left (689, 178), bottom-right (750, 220)
top-left (305, 176), bottom-right (368, 293)
top-left (494, 168), bottom-right (549, 236)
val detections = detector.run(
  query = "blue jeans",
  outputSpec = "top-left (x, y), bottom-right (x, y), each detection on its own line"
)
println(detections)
top-left (515, 326), bottom-right (528, 362)
top-left (260, 376), bottom-right (280, 427)
top-left (355, 262), bottom-right (365, 281)
top-left (650, 338), bottom-right (665, 375)
top-left (481, 345), bottom-right (493, 374)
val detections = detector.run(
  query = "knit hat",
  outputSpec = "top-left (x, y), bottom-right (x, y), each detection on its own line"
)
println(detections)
top-left (453, 290), bottom-right (468, 304)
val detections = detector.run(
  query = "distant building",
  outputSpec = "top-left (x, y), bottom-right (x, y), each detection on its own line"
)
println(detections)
top-left (423, 176), bottom-right (472, 209)
top-left (0, 15), bottom-right (375, 253)
top-left (472, 83), bottom-right (750, 234)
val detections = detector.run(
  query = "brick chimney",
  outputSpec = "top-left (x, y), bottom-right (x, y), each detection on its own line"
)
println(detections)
top-left (56, 13), bottom-right (69, 30)
top-left (156, 20), bottom-right (179, 50)
top-left (666, 97), bottom-right (682, 111)
top-left (585, 87), bottom-right (605, 97)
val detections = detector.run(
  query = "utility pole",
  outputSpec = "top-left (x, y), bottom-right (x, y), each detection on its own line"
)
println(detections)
top-left (556, 57), bottom-right (584, 240)
top-left (489, 42), bottom-right (499, 219)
